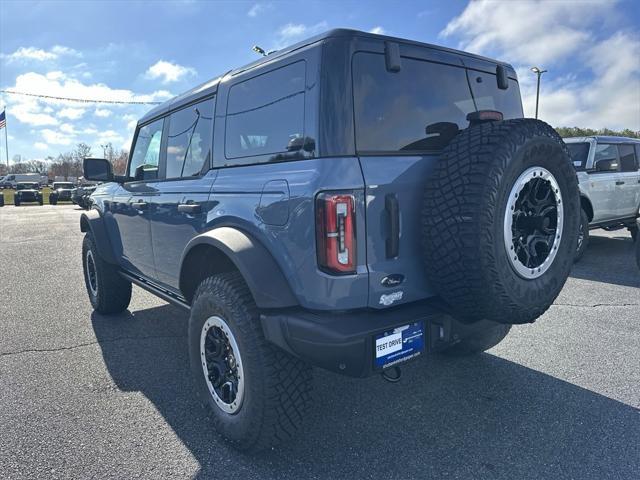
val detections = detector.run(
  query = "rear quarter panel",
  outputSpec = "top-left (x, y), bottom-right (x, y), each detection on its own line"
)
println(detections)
top-left (206, 157), bottom-right (368, 310)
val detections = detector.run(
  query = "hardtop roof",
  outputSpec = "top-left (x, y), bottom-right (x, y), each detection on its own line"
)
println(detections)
top-left (138, 28), bottom-right (516, 125)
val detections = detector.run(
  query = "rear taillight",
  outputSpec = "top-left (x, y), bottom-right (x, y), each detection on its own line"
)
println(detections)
top-left (316, 192), bottom-right (356, 274)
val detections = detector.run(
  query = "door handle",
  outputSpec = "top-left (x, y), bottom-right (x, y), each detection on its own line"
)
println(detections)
top-left (132, 201), bottom-right (148, 211)
top-left (178, 203), bottom-right (202, 214)
top-left (615, 181), bottom-right (625, 185)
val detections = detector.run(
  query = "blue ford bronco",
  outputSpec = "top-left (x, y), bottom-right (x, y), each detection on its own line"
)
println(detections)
top-left (81, 29), bottom-right (580, 450)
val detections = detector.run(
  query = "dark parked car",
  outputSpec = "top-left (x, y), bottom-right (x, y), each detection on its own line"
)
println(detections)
top-left (14, 182), bottom-right (43, 206)
top-left (49, 182), bottom-right (75, 205)
top-left (80, 29), bottom-right (580, 451)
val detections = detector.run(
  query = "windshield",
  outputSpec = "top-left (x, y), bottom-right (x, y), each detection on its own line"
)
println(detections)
top-left (566, 143), bottom-right (591, 171)
top-left (54, 183), bottom-right (74, 189)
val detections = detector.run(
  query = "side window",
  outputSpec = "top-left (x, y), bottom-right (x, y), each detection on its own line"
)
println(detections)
top-left (592, 143), bottom-right (619, 173)
top-left (128, 118), bottom-right (164, 180)
top-left (566, 142), bottom-right (590, 171)
top-left (224, 61), bottom-right (305, 163)
top-left (165, 98), bottom-right (214, 179)
top-left (618, 144), bottom-right (638, 172)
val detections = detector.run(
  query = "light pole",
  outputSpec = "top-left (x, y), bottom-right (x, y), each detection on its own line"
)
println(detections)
top-left (530, 66), bottom-right (547, 119)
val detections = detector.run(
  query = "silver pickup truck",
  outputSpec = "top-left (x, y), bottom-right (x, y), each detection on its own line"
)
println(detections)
top-left (565, 136), bottom-right (640, 260)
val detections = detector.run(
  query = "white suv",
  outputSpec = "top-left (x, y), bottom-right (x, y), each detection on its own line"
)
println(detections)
top-left (565, 136), bottom-right (640, 260)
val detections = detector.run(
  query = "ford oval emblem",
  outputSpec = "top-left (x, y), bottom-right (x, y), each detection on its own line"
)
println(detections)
top-left (381, 274), bottom-right (404, 288)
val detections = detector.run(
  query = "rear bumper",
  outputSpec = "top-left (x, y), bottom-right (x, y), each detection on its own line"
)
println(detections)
top-left (261, 299), bottom-right (496, 377)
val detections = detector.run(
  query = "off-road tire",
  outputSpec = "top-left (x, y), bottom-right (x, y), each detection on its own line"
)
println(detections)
top-left (188, 272), bottom-right (312, 452)
top-left (422, 119), bottom-right (580, 324)
top-left (82, 232), bottom-right (131, 314)
top-left (14, 198), bottom-right (20, 207)
top-left (441, 324), bottom-right (512, 356)
top-left (574, 208), bottom-right (590, 262)
top-left (629, 224), bottom-right (638, 242)
top-left (49, 195), bottom-right (57, 205)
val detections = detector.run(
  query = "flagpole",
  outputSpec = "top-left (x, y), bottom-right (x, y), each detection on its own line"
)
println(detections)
top-left (3, 108), bottom-right (8, 169)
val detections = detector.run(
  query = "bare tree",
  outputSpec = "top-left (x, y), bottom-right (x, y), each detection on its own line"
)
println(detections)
top-left (112, 149), bottom-right (129, 175)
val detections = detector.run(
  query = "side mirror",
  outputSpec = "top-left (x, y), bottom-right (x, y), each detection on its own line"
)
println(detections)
top-left (595, 158), bottom-right (619, 172)
top-left (84, 158), bottom-right (114, 182)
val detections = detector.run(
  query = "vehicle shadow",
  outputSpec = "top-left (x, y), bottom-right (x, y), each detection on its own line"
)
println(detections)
top-left (570, 234), bottom-right (639, 288)
top-left (92, 307), bottom-right (639, 480)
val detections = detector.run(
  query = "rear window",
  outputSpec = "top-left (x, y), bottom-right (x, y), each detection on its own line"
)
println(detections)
top-left (352, 52), bottom-right (523, 153)
top-left (566, 142), bottom-right (590, 171)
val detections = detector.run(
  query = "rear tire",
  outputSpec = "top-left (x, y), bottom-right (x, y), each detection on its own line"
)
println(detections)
top-left (441, 324), bottom-right (512, 356)
top-left (188, 272), bottom-right (312, 452)
top-left (82, 232), bottom-right (132, 314)
top-left (49, 195), bottom-right (57, 205)
top-left (574, 208), bottom-right (590, 262)
top-left (422, 119), bottom-right (580, 325)
top-left (14, 198), bottom-right (20, 207)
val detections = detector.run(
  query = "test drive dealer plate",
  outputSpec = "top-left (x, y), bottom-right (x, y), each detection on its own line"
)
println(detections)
top-left (374, 322), bottom-right (424, 369)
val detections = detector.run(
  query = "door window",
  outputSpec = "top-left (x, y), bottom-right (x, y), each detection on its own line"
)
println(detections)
top-left (618, 144), bottom-right (638, 172)
top-left (165, 98), bottom-right (215, 179)
top-left (128, 118), bottom-right (164, 180)
top-left (592, 144), bottom-right (619, 173)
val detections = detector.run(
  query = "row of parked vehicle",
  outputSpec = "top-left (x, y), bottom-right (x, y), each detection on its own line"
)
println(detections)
top-left (0, 181), bottom-right (97, 208)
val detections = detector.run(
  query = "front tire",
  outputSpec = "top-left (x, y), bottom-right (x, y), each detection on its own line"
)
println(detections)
top-left (49, 194), bottom-right (57, 205)
top-left (82, 232), bottom-right (132, 314)
top-left (629, 224), bottom-right (638, 242)
top-left (188, 272), bottom-right (312, 451)
top-left (14, 198), bottom-right (20, 207)
top-left (441, 324), bottom-right (512, 356)
top-left (574, 208), bottom-right (590, 262)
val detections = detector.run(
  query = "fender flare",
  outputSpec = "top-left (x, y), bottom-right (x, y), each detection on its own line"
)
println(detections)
top-left (180, 227), bottom-right (298, 309)
top-left (579, 194), bottom-right (594, 222)
top-left (79, 209), bottom-right (118, 264)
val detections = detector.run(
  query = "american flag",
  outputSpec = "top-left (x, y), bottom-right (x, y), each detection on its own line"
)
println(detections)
top-left (0, 110), bottom-right (6, 129)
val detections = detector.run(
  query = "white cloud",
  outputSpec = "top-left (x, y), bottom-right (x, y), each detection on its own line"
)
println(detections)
top-left (97, 130), bottom-right (124, 145)
top-left (42, 129), bottom-right (74, 146)
top-left (276, 21), bottom-right (328, 47)
top-left (11, 99), bottom-right (57, 126)
top-left (94, 108), bottom-right (112, 118)
top-left (34, 142), bottom-right (49, 151)
top-left (146, 60), bottom-right (196, 83)
top-left (5, 71), bottom-right (172, 129)
top-left (4, 45), bottom-right (80, 62)
top-left (441, 0), bottom-right (640, 130)
top-left (58, 107), bottom-right (86, 120)
top-left (248, 3), bottom-right (269, 17)
top-left (369, 26), bottom-right (386, 35)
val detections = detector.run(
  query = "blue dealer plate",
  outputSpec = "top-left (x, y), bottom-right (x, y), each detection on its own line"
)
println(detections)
top-left (374, 322), bottom-right (425, 368)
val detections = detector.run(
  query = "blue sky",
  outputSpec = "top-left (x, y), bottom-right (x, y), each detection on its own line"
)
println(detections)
top-left (1, 0), bottom-right (638, 163)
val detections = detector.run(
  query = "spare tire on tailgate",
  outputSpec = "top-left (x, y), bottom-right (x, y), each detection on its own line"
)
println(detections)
top-left (422, 119), bottom-right (579, 324)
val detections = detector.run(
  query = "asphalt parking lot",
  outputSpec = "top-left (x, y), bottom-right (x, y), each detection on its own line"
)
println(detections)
top-left (0, 204), bottom-right (638, 480)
